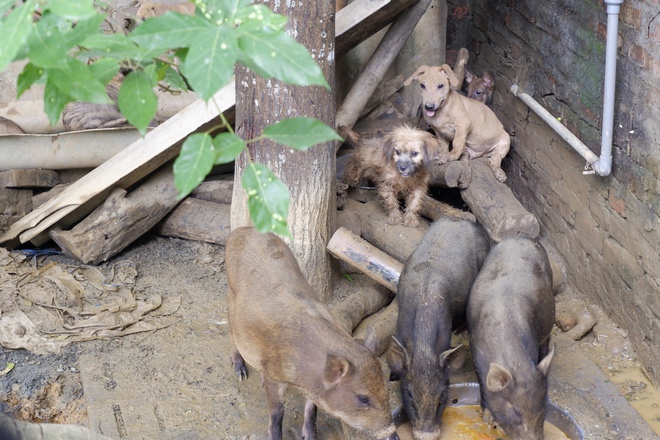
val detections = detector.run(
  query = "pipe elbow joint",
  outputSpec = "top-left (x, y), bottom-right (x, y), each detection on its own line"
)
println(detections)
top-left (593, 156), bottom-right (613, 176)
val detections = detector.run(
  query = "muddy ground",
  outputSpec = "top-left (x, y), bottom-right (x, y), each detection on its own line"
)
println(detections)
top-left (0, 230), bottom-right (657, 439)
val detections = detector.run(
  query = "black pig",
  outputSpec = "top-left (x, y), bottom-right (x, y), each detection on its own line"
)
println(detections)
top-left (467, 237), bottom-right (556, 440)
top-left (387, 217), bottom-right (491, 439)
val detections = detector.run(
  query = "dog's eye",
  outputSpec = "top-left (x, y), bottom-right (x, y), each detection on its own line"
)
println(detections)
top-left (395, 149), bottom-right (401, 156)
top-left (420, 83), bottom-right (426, 90)
top-left (411, 151), bottom-right (418, 157)
top-left (476, 90), bottom-right (482, 95)
top-left (437, 84), bottom-right (444, 90)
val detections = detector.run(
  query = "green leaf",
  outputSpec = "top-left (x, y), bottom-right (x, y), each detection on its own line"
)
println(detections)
top-left (239, 29), bottom-right (328, 89)
top-left (242, 163), bottom-right (290, 236)
top-left (27, 15), bottom-right (68, 68)
top-left (233, 4), bottom-right (287, 36)
top-left (174, 133), bottom-right (216, 199)
top-left (180, 25), bottom-right (237, 100)
top-left (48, 58), bottom-right (111, 104)
top-left (48, 0), bottom-right (97, 20)
top-left (162, 66), bottom-right (188, 91)
top-left (0, 0), bottom-right (16, 14)
top-left (16, 62), bottom-right (45, 99)
top-left (43, 79), bottom-right (72, 126)
top-left (213, 0), bottom-right (252, 22)
top-left (130, 12), bottom-right (210, 51)
top-left (63, 13), bottom-right (105, 47)
top-left (0, 0), bottom-right (37, 72)
top-left (263, 117), bottom-right (342, 150)
top-left (88, 59), bottom-right (120, 85)
top-left (212, 132), bottom-right (245, 164)
top-left (78, 33), bottom-right (151, 61)
top-left (117, 70), bottom-right (158, 134)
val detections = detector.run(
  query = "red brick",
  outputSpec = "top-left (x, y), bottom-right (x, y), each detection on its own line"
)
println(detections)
top-left (628, 44), bottom-right (652, 69)
top-left (620, 4), bottom-right (642, 30)
top-left (650, 17), bottom-right (660, 43)
top-left (608, 189), bottom-right (627, 218)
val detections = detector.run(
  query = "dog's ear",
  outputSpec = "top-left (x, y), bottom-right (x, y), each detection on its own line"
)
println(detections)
top-left (422, 132), bottom-right (449, 165)
top-left (441, 64), bottom-right (460, 88)
top-left (382, 132), bottom-right (396, 161)
top-left (482, 70), bottom-right (495, 90)
top-left (464, 67), bottom-right (475, 85)
top-left (404, 66), bottom-right (429, 86)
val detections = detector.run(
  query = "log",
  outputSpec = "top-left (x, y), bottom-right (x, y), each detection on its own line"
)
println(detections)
top-left (49, 164), bottom-right (182, 264)
top-left (359, 74), bottom-right (404, 118)
top-left (351, 117), bottom-right (421, 137)
top-left (329, 275), bottom-right (393, 334)
top-left (335, 0), bottom-right (433, 139)
top-left (353, 299), bottom-right (398, 357)
top-left (189, 178), bottom-right (233, 205)
top-left (428, 160), bottom-right (472, 189)
top-left (327, 226), bottom-right (404, 293)
top-left (335, 0), bottom-right (418, 58)
top-left (0, 81), bottom-right (236, 248)
top-left (0, 169), bottom-right (58, 189)
top-left (419, 194), bottom-right (476, 222)
top-left (156, 198), bottom-right (231, 245)
top-left (460, 157), bottom-right (540, 241)
top-left (351, 200), bottom-right (427, 262)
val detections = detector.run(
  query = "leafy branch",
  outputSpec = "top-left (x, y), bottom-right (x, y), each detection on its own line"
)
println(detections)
top-left (0, 0), bottom-right (341, 236)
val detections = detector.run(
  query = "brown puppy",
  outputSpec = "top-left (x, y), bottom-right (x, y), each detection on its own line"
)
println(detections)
top-left (340, 125), bottom-right (443, 227)
top-left (404, 64), bottom-right (510, 182)
top-left (465, 68), bottom-right (495, 106)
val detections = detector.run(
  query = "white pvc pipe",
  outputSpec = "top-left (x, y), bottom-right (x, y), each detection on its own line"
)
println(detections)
top-left (511, 0), bottom-right (623, 176)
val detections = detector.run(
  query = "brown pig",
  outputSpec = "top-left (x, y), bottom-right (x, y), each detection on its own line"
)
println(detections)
top-left (225, 226), bottom-right (399, 440)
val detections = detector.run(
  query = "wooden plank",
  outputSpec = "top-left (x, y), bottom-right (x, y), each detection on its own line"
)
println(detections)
top-left (335, 0), bottom-right (418, 57)
top-left (0, 80), bottom-right (236, 248)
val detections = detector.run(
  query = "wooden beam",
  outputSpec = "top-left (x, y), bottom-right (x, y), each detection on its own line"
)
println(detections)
top-left (0, 81), bottom-right (236, 248)
top-left (335, 0), bottom-right (418, 57)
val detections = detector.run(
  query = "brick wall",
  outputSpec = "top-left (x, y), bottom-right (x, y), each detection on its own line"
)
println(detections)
top-left (446, 0), bottom-right (660, 381)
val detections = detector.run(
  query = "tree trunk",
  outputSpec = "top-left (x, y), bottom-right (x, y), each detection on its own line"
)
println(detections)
top-left (232, 1), bottom-right (336, 301)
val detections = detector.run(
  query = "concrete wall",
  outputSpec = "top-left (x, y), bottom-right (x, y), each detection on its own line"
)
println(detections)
top-left (446, 0), bottom-right (660, 381)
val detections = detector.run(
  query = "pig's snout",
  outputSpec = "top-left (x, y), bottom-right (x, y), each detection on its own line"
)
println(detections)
top-left (412, 429), bottom-right (441, 440)
top-left (371, 424), bottom-right (399, 440)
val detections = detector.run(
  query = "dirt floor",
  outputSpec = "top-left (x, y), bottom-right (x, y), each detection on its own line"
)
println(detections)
top-left (1, 230), bottom-right (659, 439)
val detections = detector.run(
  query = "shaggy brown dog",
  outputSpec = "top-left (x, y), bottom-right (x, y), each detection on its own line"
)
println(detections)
top-left (339, 125), bottom-right (444, 227)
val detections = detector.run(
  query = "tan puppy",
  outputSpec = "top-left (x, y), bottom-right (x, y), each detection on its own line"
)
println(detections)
top-left (405, 64), bottom-right (510, 182)
top-left (340, 125), bottom-right (443, 227)
top-left (465, 68), bottom-right (495, 106)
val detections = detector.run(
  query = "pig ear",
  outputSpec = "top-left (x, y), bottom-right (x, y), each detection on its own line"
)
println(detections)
top-left (404, 66), bottom-right (429, 86)
top-left (386, 336), bottom-right (409, 375)
top-left (537, 345), bottom-right (556, 376)
top-left (486, 362), bottom-right (513, 392)
top-left (324, 354), bottom-right (354, 388)
top-left (440, 345), bottom-right (465, 371)
top-left (363, 325), bottom-right (378, 353)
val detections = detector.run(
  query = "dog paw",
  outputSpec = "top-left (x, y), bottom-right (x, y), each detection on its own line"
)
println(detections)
top-left (493, 168), bottom-right (507, 182)
top-left (403, 216), bottom-right (420, 227)
top-left (386, 211), bottom-right (403, 225)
